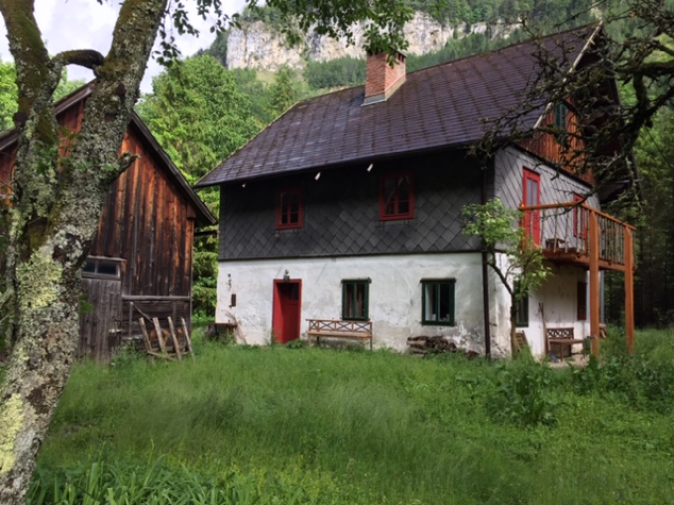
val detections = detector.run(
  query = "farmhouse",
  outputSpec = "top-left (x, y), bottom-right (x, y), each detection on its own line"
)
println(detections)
top-left (0, 83), bottom-right (216, 361)
top-left (197, 25), bottom-right (635, 357)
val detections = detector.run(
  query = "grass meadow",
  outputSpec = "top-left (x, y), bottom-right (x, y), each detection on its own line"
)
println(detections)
top-left (22, 328), bottom-right (674, 504)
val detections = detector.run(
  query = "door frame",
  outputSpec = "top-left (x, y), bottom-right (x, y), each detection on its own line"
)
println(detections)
top-left (271, 278), bottom-right (303, 344)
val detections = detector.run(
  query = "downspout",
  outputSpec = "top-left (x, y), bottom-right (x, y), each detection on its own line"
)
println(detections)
top-left (481, 166), bottom-right (492, 360)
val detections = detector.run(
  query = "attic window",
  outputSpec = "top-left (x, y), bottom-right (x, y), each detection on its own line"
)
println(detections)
top-left (554, 102), bottom-right (568, 138)
top-left (276, 187), bottom-right (303, 230)
top-left (380, 172), bottom-right (414, 221)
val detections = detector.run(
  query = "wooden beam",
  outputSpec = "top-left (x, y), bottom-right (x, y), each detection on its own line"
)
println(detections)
top-left (625, 229), bottom-right (635, 354)
top-left (589, 212), bottom-right (601, 357)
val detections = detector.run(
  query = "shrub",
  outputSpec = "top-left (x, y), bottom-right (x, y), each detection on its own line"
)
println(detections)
top-left (488, 357), bottom-right (559, 426)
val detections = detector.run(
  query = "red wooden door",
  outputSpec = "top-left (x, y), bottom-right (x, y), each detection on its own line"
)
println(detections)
top-left (523, 169), bottom-right (541, 246)
top-left (272, 280), bottom-right (302, 343)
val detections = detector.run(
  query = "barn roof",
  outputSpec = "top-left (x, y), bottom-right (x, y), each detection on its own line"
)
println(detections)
top-left (0, 82), bottom-right (216, 227)
top-left (196, 24), bottom-right (600, 188)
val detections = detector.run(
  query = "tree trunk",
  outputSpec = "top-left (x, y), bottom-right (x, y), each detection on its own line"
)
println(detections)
top-left (0, 1), bottom-right (168, 502)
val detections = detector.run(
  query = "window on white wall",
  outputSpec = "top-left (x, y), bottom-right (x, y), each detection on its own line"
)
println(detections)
top-left (342, 279), bottom-right (370, 321)
top-left (421, 279), bottom-right (455, 325)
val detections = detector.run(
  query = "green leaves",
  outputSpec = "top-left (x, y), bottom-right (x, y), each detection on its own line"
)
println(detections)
top-left (463, 198), bottom-right (550, 299)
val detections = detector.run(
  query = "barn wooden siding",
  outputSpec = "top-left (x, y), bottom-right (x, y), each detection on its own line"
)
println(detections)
top-left (0, 87), bottom-right (211, 362)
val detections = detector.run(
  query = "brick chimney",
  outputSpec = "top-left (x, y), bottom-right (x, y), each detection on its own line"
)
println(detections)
top-left (363, 50), bottom-right (406, 105)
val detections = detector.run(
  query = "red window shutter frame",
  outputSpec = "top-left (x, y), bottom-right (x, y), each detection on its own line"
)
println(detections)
top-left (276, 187), bottom-right (303, 230)
top-left (573, 193), bottom-right (587, 239)
top-left (379, 171), bottom-right (415, 221)
top-left (522, 168), bottom-right (541, 246)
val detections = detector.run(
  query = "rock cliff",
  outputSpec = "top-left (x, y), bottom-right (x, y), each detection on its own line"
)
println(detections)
top-left (226, 12), bottom-right (518, 71)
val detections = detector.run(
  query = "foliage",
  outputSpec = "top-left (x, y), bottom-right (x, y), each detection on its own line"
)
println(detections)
top-left (32, 330), bottom-right (674, 504)
top-left (268, 65), bottom-right (303, 116)
top-left (304, 57), bottom-right (366, 90)
top-left (137, 55), bottom-right (259, 184)
top-left (488, 356), bottom-right (559, 426)
top-left (462, 198), bottom-right (551, 300)
top-left (0, 60), bottom-right (16, 131)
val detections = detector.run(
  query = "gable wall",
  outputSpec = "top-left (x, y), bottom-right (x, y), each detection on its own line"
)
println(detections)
top-left (219, 150), bottom-right (484, 260)
top-left (495, 147), bottom-right (599, 209)
top-left (90, 122), bottom-right (195, 299)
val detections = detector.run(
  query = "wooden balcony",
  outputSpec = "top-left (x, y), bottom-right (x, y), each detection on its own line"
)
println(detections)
top-left (520, 202), bottom-right (636, 356)
top-left (520, 202), bottom-right (636, 272)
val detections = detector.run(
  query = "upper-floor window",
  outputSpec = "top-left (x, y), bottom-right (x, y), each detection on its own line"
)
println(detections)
top-left (342, 279), bottom-right (370, 321)
top-left (380, 172), bottom-right (414, 220)
top-left (554, 102), bottom-right (568, 134)
top-left (276, 187), bottom-right (303, 230)
top-left (522, 169), bottom-right (541, 246)
top-left (421, 279), bottom-right (455, 326)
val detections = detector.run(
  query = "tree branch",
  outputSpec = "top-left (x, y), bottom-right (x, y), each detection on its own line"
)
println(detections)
top-left (53, 50), bottom-right (105, 71)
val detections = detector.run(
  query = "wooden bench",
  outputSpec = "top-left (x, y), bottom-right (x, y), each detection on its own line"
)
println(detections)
top-left (546, 327), bottom-right (585, 358)
top-left (306, 319), bottom-right (373, 350)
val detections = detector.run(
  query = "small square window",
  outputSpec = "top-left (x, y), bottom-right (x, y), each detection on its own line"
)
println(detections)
top-left (421, 279), bottom-right (455, 325)
top-left (342, 279), bottom-right (370, 321)
top-left (380, 172), bottom-right (414, 220)
top-left (276, 187), bottom-right (303, 230)
top-left (82, 257), bottom-right (121, 278)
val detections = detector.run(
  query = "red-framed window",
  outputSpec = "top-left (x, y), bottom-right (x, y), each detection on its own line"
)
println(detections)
top-left (380, 172), bottom-right (414, 220)
top-left (573, 193), bottom-right (587, 239)
top-left (577, 281), bottom-right (587, 321)
top-left (276, 187), bottom-right (303, 229)
top-left (522, 169), bottom-right (541, 246)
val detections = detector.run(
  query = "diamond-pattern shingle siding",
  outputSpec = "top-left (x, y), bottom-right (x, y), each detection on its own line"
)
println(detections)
top-left (220, 152), bottom-right (482, 260)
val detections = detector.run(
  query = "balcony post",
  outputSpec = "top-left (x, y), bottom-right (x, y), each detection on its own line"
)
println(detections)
top-left (624, 229), bottom-right (635, 354)
top-left (589, 211), bottom-right (600, 357)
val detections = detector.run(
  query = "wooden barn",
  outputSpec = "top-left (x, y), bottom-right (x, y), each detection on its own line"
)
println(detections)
top-left (0, 83), bottom-right (216, 361)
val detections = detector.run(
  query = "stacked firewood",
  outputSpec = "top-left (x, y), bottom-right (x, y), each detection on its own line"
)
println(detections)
top-left (407, 336), bottom-right (479, 359)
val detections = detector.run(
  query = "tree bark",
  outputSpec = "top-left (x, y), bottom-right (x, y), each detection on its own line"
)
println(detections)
top-left (0, 1), bottom-right (168, 502)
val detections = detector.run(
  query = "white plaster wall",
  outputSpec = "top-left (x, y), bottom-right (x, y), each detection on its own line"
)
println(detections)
top-left (217, 253), bottom-right (487, 353)
top-left (490, 251), bottom-right (590, 356)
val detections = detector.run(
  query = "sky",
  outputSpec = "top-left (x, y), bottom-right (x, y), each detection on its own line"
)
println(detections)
top-left (0, 0), bottom-right (247, 93)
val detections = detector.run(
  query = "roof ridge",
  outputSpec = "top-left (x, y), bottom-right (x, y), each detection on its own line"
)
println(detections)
top-left (405, 22), bottom-right (599, 77)
top-left (256, 22), bottom-right (599, 107)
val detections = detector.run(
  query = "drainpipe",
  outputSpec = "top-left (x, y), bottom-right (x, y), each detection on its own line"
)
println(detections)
top-left (481, 167), bottom-right (492, 360)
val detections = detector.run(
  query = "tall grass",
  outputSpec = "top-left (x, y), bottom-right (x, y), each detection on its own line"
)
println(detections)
top-left (32, 330), bottom-right (674, 504)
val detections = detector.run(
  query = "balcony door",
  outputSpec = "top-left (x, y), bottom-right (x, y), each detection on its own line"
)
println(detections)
top-left (523, 169), bottom-right (541, 246)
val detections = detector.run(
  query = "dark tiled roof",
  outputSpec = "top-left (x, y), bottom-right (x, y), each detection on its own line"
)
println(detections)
top-left (197, 25), bottom-right (598, 187)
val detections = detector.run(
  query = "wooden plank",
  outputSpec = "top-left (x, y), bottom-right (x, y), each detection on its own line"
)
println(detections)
top-left (181, 317), bottom-right (195, 359)
top-left (167, 317), bottom-right (182, 360)
top-left (152, 317), bottom-right (168, 356)
top-left (139, 317), bottom-right (153, 353)
top-left (625, 229), bottom-right (635, 354)
top-left (589, 212), bottom-right (601, 357)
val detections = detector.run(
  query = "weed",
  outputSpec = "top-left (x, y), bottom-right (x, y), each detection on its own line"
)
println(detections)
top-left (488, 356), bottom-right (559, 426)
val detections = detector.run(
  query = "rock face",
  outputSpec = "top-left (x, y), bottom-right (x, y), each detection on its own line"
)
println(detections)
top-left (226, 12), bottom-right (518, 71)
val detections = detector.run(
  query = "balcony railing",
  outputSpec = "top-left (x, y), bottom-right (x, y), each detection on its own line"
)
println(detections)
top-left (520, 202), bottom-right (636, 271)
